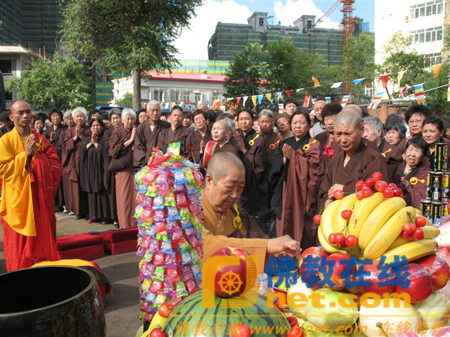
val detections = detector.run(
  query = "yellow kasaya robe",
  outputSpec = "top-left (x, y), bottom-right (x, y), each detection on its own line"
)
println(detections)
top-left (201, 190), bottom-right (269, 273)
top-left (0, 128), bottom-right (62, 271)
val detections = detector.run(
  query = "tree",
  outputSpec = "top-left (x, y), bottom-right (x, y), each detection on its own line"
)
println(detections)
top-left (6, 53), bottom-right (92, 110)
top-left (59, 0), bottom-right (201, 110)
top-left (342, 33), bottom-right (375, 103)
top-left (116, 93), bottom-right (133, 108)
top-left (223, 43), bottom-right (265, 98)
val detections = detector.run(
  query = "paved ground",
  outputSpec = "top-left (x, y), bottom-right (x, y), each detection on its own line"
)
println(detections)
top-left (0, 212), bottom-right (143, 337)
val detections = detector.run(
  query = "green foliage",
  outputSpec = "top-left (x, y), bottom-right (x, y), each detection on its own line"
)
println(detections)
top-left (59, 0), bottom-right (202, 109)
top-left (416, 63), bottom-right (450, 117)
top-left (116, 92), bottom-right (133, 108)
top-left (6, 53), bottom-right (92, 110)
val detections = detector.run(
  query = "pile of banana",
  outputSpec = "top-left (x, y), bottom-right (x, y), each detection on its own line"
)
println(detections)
top-left (318, 192), bottom-right (439, 263)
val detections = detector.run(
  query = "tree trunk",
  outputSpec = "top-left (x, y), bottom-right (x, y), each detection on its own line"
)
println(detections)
top-left (132, 65), bottom-right (141, 110)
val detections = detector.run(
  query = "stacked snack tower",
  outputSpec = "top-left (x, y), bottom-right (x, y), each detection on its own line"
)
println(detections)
top-left (133, 144), bottom-right (204, 323)
top-left (421, 142), bottom-right (449, 225)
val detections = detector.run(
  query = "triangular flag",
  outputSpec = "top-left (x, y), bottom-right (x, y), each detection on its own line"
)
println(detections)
top-left (226, 97), bottom-right (233, 102)
top-left (303, 94), bottom-right (310, 107)
top-left (236, 97), bottom-right (241, 106)
top-left (414, 83), bottom-right (427, 106)
top-left (341, 95), bottom-right (350, 107)
top-left (447, 78), bottom-right (450, 102)
top-left (243, 96), bottom-right (248, 106)
top-left (400, 86), bottom-right (409, 98)
top-left (276, 92), bottom-right (283, 100)
top-left (352, 78), bottom-right (365, 86)
top-left (251, 95), bottom-right (257, 106)
top-left (212, 100), bottom-right (217, 107)
top-left (296, 88), bottom-right (302, 92)
top-left (312, 98), bottom-right (317, 104)
top-left (257, 94), bottom-right (263, 105)
top-left (171, 102), bottom-right (176, 108)
top-left (265, 93), bottom-right (273, 103)
top-left (432, 64), bottom-right (443, 78)
top-left (397, 71), bottom-right (406, 86)
top-left (379, 74), bottom-right (390, 89)
top-left (325, 97), bottom-right (331, 104)
top-left (286, 90), bottom-right (292, 98)
top-left (331, 82), bottom-right (342, 89)
top-left (312, 76), bottom-right (321, 87)
top-left (368, 91), bottom-right (384, 110)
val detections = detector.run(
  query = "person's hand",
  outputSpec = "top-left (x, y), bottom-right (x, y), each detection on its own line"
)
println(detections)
top-left (324, 198), bottom-right (333, 207)
top-left (328, 183), bottom-right (344, 199)
top-left (267, 235), bottom-right (300, 258)
top-left (131, 127), bottom-right (136, 139)
top-left (234, 132), bottom-right (246, 153)
top-left (74, 125), bottom-right (82, 140)
top-left (49, 131), bottom-right (56, 142)
top-left (282, 143), bottom-right (292, 160)
top-left (25, 134), bottom-right (36, 157)
top-left (400, 176), bottom-right (411, 193)
top-left (199, 140), bottom-right (205, 154)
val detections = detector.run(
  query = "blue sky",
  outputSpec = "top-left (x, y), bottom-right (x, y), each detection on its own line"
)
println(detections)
top-left (176, 0), bottom-right (375, 60)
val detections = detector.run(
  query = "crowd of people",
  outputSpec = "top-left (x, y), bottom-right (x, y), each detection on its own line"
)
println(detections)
top-left (0, 98), bottom-right (448, 253)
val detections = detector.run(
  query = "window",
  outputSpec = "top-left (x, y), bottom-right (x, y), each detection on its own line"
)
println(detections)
top-left (411, 26), bottom-right (443, 44)
top-left (410, 0), bottom-right (443, 19)
top-left (183, 92), bottom-right (190, 102)
top-left (194, 93), bottom-right (201, 103)
top-left (307, 20), bottom-right (312, 29)
top-left (0, 60), bottom-right (12, 74)
top-left (259, 18), bottom-right (264, 26)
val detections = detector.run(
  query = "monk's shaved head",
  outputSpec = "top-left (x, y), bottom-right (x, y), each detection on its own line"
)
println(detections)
top-left (334, 109), bottom-right (362, 130)
top-left (345, 104), bottom-right (362, 117)
top-left (207, 152), bottom-right (244, 182)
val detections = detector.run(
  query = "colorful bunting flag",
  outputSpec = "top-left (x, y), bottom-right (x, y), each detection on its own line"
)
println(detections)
top-left (286, 90), bottom-right (292, 98)
top-left (312, 98), bottom-right (317, 105)
top-left (296, 88), bottom-right (303, 92)
top-left (312, 76), bottom-right (321, 87)
top-left (447, 78), bottom-right (450, 102)
top-left (352, 78), bottom-right (365, 86)
top-left (257, 94), bottom-right (263, 105)
top-left (276, 92), bottom-right (283, 101)
top-left (303, 94), bottom-right (310, 107)
top-left (398, 71), bottom-right (406, 87)
top-left (226, 97), bottom-right (233, 102)
top-left (432, 64), bottom-right (443, 78)
top-left (251, 95), bottom-right (257, 106)
top-left (325, 97), bottom-right (331, 104)
top-left (380, 74), bottom-right (390, 89)
top-left (414, 83), bottom-right (427, 106)
top-left (400, 86), bottom-right (409, 98)
top-left (265, 93), bottom-right (273, 103)
top-left (368, 91), bottom-right (384, 110)
top-left (236, 97), bottom-right (241, 106)
top-left (243, 96), bottom-right (248, 106)
top-left (331, 82), bottom-right (342, 89)
top-left (341, 95), bottom-right (349, 107)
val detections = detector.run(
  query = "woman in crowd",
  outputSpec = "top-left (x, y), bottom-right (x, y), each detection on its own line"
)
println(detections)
top-left (258, 109), bottom-right (280, 158)
top-left (63, 110), bottom-right (75, 128)
top-left (109, 108), bottom-right (137, 228)
top-left (211, 119), bottom-right (239, 156)
top-left (399, 104), bottom-right (433, 150)
top-left (186, 109), bottom-right (212, 163)
top-left (269, 108), bottom-right (322, 249)
top-left (422, 115), bottom-right (449, 170)
top-left (275, 113), bottom-right (291, 140)
top-left (137, 109), bottom-right (148, 125)
top-left (390, 137), bottom-right (429, 209)
top-left (80, 118), bottom-right (111, 224)
top-left (385, 121), bottom-right (407, 147)
top-left (315, 103), bottom-right (342, 150)
top-left (33, 117), bottom-right (44, 134)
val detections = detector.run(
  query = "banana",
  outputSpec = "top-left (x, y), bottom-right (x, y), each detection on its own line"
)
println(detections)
top-left (333, 194), bottom-right (358, 234)
top-left (363, 206), bottom-right (415, 260)
top-left (348, 192), bottom-right (385, 237)
top-left (147, 312), bottom-right (168, 334)
top-left (387, 225), bottom-right (440, 251)
top-left (358, 197), bottom-right (407, 250)
top-left (380, 239), bottom-right (437, 264)
top-left (317, 225), bottom-right (346, 254)
top-left (320, 199), bottom-right (342, 246)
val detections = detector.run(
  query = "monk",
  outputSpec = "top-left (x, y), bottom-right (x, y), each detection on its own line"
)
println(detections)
top-left (185, 109), bottom-right (212, 163)
top-left (211, 119), bottom-right (240, 156)
top-left (134, 101), bottom-right (170, 169)
top-left (201, 152), bottom-right (300, 273)
top-left (157, 106), bottom-right (191, 155)
top-left (319, 110), bottom-right (391, 208)
top-left (258, 109), bottom-right (281, 158)
top-left (0, 100), bottom-right (62, 271)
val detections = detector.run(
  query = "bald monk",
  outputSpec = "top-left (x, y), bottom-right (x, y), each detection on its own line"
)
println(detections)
top-left (202, 152), bottom-right (300, 273)
top-left (319, 110), bottom-right (391, 208)
top-left (0, 100), bottom-right (62, 271)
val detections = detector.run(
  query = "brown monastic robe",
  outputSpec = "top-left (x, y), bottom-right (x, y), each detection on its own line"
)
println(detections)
top-left (134, 119), bottom-right (170, 169)
top-left (201, 190), bottom-right (269, 273)
top-left (185, 129), bottom-right (212, 163)
top-left (378, 140), bottom-right (403, 166)
top-left (319, 141), bottom-right (392, 208)
top-left (102, 128), bottom-right (117, 222)
top-left (218, 142), bottom-right (240, 157)
top-left (157, 125), bottom-right (191, 155)
top-left (262, 131), bottom-right (281, 158)
top-left (60, 125), bottom-right (91, 216)
top-left (390, 161), bottom-right (429, 209)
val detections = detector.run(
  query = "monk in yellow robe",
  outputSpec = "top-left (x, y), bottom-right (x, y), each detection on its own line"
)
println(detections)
top-left (201, 152), bottom-right (300, 273)
top-left (0, 100), bottom-right (62, 271)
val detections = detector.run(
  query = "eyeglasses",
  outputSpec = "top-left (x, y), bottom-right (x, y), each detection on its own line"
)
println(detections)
top-left (408, 119), bottom-right (423, 125)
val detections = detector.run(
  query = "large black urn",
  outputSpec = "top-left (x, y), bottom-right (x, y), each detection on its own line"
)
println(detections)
top-left (0, 266), bottom-right (106, 336)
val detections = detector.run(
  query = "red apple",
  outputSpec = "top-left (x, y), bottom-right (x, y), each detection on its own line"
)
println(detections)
top-left (395, 263), bottom-right (433, 303)
top-left (299, 246), bottom-right (329, 286)
top-left (356, 260), bottom-right (395, 295)
top-left (388, 183), bottom-right (397, 188)
top-left (232, 323), bottom-right (251, 337)
top-left (329, 234), bottom-right (336, 244)
top-left (150, 328), bottom-right (166, 337)
top-left (207, 247), bottom-right (258, 298)
top-left (362, 188), bottom-right (373, 198)
top-left (365, 178), bottom-right (375, 187)
top-left (334, 233), bottom-right (345, 245)
top-left (334, 189), bottom-right (344, 200)
top-left (415, 216), bottom-right (427, 228)
top-left (355, 180), bottom-right (365, 190)
top-left (403, 223), bottom-right (416, 235)
top-left (413, 228), bottom-right (424, 240)
top-left (319, 253), bottom-right (354, 291)
top-left (341, 210), bottom-right (352, 220)
top-left (372, 172), bottom-right (383, 182)
top-left (402, 231), bottom-right (414, 240)
top-left (157, 302), bottom-right (174, 318)
top-left (374, 180), bottom-right (388, 192)
top-left (417, 254), bottom-right (450, 291)
top-left (287, 326), bottom-right (304, 337)
top-left (345, 235), bottom-right (357, 247)
top-left (392, 187), bottom-right (403, 197)
top-left (383, 187), bottom-right (394, 198)
top-left (356, 191), bottom-right (364, 200)
top-left (313, 215), bottom-right (321, 225)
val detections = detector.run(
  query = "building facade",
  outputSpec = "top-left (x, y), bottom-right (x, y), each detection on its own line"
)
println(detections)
top-left (375, 0), bottom-right (448, 65)
top-left (208, 12), bottom-right (370, 66)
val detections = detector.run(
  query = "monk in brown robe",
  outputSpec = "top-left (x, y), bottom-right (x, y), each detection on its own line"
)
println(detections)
top-left (363, 117), bottom-right (402, 166)
top-left (201, 152), bottom-right (300, 273)
top-left (390, 137), bottom-right (429, 209)
top-left (269, 109), bottom-right (322, 249)
top-left (157, 106), bottom-right (191, 155)
top-left (258, 109), bottom-right (281, 158)
top-left (60, 107), bottom-right (91, 218)
top-left (210, 119), bottom-right (240, 156)
top-left (134, 101), bottom-right (170, 169)
top-left (319, 110), bottom-right (391, 208)
top-left (185, 109), bottom-right (212, 163)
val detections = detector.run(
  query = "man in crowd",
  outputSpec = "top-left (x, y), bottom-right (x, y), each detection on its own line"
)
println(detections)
top-left (283, 99), bottom-right (298, 117)
top-left (311, 100), bottom-right (326, 137)
top-left (0, 100), bottom-right (62, 271)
